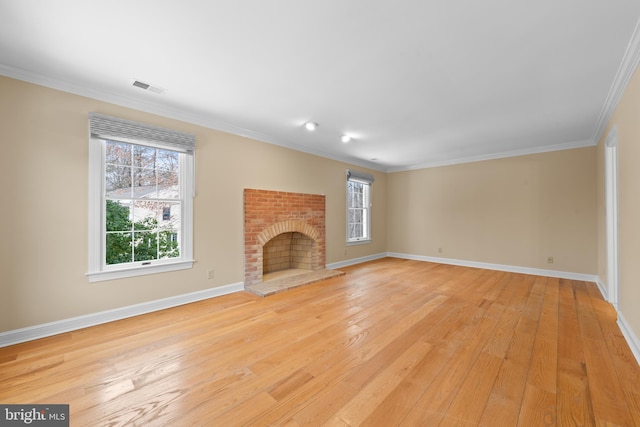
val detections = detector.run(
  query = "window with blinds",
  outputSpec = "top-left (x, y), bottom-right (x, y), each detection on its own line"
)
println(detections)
top-left (87, 114), bottom-right (195, 282)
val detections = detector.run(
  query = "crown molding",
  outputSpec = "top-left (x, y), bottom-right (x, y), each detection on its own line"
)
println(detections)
top-left (592, 17), bottom-right (640, 144)
top-left (386, 138), bottom-right (596, 172)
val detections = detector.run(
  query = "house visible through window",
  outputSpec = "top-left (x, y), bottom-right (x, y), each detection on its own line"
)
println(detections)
top-left (347, 169), bottom-right (374, 243)
top-left (87, 113), bottom-right (195, 282)
top-left (162, 206), bottom-right (172, 221)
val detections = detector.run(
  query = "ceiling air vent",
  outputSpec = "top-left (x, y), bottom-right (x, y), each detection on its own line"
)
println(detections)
top-left (132, 80), bottom-right (166, 94)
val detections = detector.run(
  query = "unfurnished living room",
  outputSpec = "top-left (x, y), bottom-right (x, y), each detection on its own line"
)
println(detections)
top-left (2, 1), bottom-right (640, 426)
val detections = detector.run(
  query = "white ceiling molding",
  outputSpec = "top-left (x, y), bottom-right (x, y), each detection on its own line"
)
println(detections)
top-left (592, 17), bottom-right (640, 145)
top-left (387, 138), bottom-right (596, 173)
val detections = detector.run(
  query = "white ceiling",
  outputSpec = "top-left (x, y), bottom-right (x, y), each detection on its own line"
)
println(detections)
top-left (1, 1), bottom-right (640, 171)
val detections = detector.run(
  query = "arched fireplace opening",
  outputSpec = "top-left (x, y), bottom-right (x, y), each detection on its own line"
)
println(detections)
top-left (263, 232), bottom-right (315, 281)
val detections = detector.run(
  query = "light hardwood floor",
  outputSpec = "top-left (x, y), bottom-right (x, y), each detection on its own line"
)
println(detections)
top-left (2, 258), bottom-right (640, 426)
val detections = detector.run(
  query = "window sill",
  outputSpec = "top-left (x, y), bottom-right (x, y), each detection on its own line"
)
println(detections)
top-left (86, 259), bottom-right (194, 283)
top-left (347, 239), bottom-right (371, 246)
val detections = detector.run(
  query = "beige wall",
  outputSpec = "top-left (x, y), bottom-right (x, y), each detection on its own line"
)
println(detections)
top-left (597, 64), bottom-right (640, 341)
top-left (0, 76), bottom-right (386, 332)
top-left (0, 73), bottom-right (604, 336)
top-left (386, 148), bottom-right (597, 274)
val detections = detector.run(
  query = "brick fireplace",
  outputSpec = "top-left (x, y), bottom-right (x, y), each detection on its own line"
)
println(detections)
top-left (243, 188), bottom-right (326, 288)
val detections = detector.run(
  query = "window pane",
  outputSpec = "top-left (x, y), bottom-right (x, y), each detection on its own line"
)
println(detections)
top-left (348, 181), bottom-right (364, 208)
top-left (158, 169), bottom-right (179, 199)
top-left (132, 167), bottom-right (157, 197)
top-left (157, 149), bottom-right (179, 172)
top-left (105, 141), bottom-right (131, 166)
top-left (133, 201), bottom-right (158, 231)
top-left (347, 209), bottom-right (356, 224)
top-left (133, 145), bottom-right (156, 169)
top-left (349, 224), bottom-right (362, 240)
top-left (105, 165), bottom-right (132, 198)
top-left (159, 230), bottom-right (180, 259)
top-left (134, 231), bottom-right (158, 261)
top-left (106, 200), bottom-right (132, 232)
top-left (158, 202), bottom-right (180, 258)
top-left (158, 201), bottom-right (180, 223)
top-left (106, 232), bottom-right (133, 264)
top-left (349, 208), bottom-right (363, 224)
top-left (354, 192), bottom-right (363, 207)
top-left (156, 149), bottom-right (179, 199)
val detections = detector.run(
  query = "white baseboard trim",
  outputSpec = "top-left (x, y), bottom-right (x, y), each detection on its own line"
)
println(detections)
top-left (386, 252), bottom-right (599, 283)
top-left (0, 282), bottom-right (244, 348)
top-left (595, 276), bottom-right (608, 301)
top-left (326, 253), bottom-right (387, 270)
top-left (328, 252), bottom-right (600, 283)
top-left (617, 311), bottom-right (640, 367)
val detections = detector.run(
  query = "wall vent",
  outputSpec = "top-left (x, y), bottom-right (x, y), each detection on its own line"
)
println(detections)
top-left (132, 80), bottom-right (166, 94)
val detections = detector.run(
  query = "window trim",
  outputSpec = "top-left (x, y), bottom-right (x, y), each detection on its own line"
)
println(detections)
top-left (87, 114), bottom-right (195, 282)
top-left (346, 169), bottom-right (373, 244)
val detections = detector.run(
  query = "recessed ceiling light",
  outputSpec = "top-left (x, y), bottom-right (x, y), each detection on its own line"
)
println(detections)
top-left (341, 135), bottom-right (352, 143)
top-left (304, 121), bottom-right (318, 131)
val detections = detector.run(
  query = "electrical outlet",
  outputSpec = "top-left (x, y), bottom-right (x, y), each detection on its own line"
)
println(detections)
top-left (547, 256), bottom-right (554, 264)
top-left (207, 269), bottom-right (215, 280)
top-left (438, 247), bottom-right (443, 253)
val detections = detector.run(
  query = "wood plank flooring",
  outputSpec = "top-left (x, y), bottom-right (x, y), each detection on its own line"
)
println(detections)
top-left (1, 258), bottom-right (640, 426)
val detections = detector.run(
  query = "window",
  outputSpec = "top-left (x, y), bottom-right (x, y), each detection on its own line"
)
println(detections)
top-left (346, 169), bottom-right (374, 243)
top-left (87, 113), bottom-right (195, 282)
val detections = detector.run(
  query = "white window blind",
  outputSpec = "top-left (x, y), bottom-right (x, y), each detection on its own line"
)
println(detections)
top-left (346, 169), bottom-right (375, 184)
top-left (89, 113), bottom-right (195, 154)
